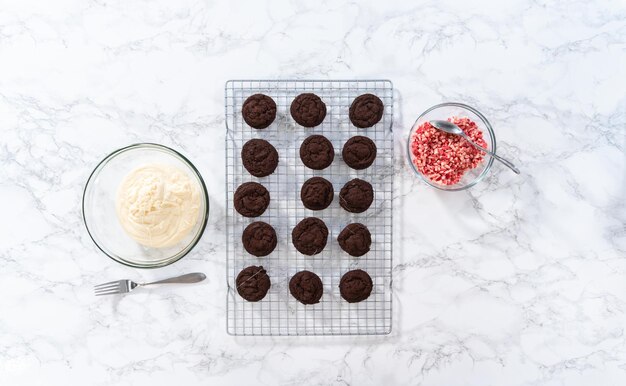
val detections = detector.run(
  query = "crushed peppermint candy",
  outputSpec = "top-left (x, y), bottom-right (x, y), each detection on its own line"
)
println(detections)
top-left (410, 117), bottom-right (487, 185)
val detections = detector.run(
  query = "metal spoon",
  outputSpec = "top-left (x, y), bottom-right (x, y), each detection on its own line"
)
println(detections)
top-left (429, 120), bottom-right (520, 174)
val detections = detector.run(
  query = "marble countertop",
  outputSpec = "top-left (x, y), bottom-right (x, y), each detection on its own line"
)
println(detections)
top-left (1, 1), bottom-right (624, 385)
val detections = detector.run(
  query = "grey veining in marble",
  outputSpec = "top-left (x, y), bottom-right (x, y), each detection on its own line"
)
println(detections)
top-left (0, 0), bottom-right (624, 385)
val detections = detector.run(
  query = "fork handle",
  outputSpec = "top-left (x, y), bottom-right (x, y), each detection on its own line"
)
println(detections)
top-left (142, 272), bottom-right (206, 286)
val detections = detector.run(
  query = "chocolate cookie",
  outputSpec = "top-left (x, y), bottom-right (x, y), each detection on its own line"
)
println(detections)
top-left (339, 178), bottom-right (373, 213)
top-left (289, 270), bottom-right (323, 305)
top-left (339, 269), bottom-right (373, 303)
top-left (241, 139), bottom-right (279, 177)
top-left (300, 135), bottom-right (335, 170)
top-left (342, 136), bottom-right (377, 170)
top-left (234, 182), bottom-right (270, 217)
top-left (292, 217), bottom-right (328, 255)
top-left (242, 221), bottom-right (277, 257)
top-left (300, 177), bottom-right (334, 210)
top-left (337, 223), bottom-right (371, 257)
top-left (349, 93), bottom-right (384, 128)
top-left (290, 93), bottom-right (326, 127)
top-left (242, 94), bottom-right (277, 129)
top-left (236, 265), bottom-right (271, 302)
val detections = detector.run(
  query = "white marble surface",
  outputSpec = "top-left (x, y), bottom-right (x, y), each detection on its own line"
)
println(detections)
top-left (0, 0), bottom-right (624, 385)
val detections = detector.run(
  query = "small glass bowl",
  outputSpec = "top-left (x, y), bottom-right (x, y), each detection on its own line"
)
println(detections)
top-left (406, 102), bottom-right (496, 191)
top-left (82, 143), bottom-right (209, 268)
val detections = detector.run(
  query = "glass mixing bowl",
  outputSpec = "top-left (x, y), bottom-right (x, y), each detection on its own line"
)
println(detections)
top-left (406, 102), bottom-right (496, 191)
top-left (82, 143), bottom-right (209, 268)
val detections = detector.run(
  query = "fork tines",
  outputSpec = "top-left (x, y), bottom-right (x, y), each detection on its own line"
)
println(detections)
top-left (94, 280), bottom-right (124, 296)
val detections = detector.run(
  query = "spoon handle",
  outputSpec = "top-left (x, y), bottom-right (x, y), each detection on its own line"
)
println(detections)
top-left (462, 134), bottom-right (520, 174)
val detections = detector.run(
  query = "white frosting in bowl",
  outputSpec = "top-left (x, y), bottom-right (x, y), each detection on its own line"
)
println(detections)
top-left (115, 164), bottom-right (200, 248)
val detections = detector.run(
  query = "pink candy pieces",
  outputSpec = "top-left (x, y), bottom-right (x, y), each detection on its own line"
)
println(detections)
top-left (410, 117), bottom-right (487, 186)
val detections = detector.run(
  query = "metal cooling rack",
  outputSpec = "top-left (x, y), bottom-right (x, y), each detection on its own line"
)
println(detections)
top-left (225, 80), bottom-right (393, 336)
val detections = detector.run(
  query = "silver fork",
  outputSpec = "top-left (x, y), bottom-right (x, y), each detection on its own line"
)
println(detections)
top-left (94, 272), bottom-right (206, 296)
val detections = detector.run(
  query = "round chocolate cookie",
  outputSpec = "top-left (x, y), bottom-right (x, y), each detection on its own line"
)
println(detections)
top-left (290, 93), bottom-right (326, 127)
top-left (234, 182), bottom-right (270, 217)
top-left (349, 93), bottom-right (384, 128)
top-left (300, 135), bottom-right (335, 170)
top-left (291, 217), bottom-right (328, 255)
top-left (242, 94), bottom-right (277, 129)
top-left (300, 177), bottom-right (334, 210)
top-left (241, 139), bottom-right (279, 177)
top-left (339, 178), bottom-right (373, 213)
top-left (337, 223), bottom-right (371, 257)
top-left (342, 136), bottom-right (377, 170)
top-left (236, 265), bottom-right (271, 302)
top-left (289, 270), bottom-right (323, 305)
top-left (339, 269), bottom-right (373, 303)
top-left (242, 221), bottom-right (277, 257)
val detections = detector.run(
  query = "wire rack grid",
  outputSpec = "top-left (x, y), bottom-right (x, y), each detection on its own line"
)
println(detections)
top-left (225, 80), bottom-right (393, 336)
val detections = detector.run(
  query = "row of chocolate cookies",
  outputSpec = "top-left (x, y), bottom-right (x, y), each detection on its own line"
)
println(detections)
top-left (242, 93), bottom-right (384, 129)
top-left (241, 134), bottom-right (376, 176)
top-left (236, 266), bottom-right (374, 304)
top-left (234, 177), bottom-right (374, 218)
top-left (290, 269), bottom-right (373, 304)
top-left (301, 177), bottom-right (373, 213)
top-left (292, 218), bottom-right (372, 257)
top-left (239, 218), bottom-right (372, 258)
top-left (300, 134), bottom-right (376, 170)
top-left (237, 123), bottom-right (276, 255)
top-left (237, 138), bottom-right (276, 257)
top-left (237, 101), bottom-right (281, 305)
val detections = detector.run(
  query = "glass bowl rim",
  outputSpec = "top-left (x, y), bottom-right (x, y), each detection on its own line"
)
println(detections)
top-left (82, 142), bottom-right (209, 269)
top-left (406, 102), bottom-right (497, 191)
